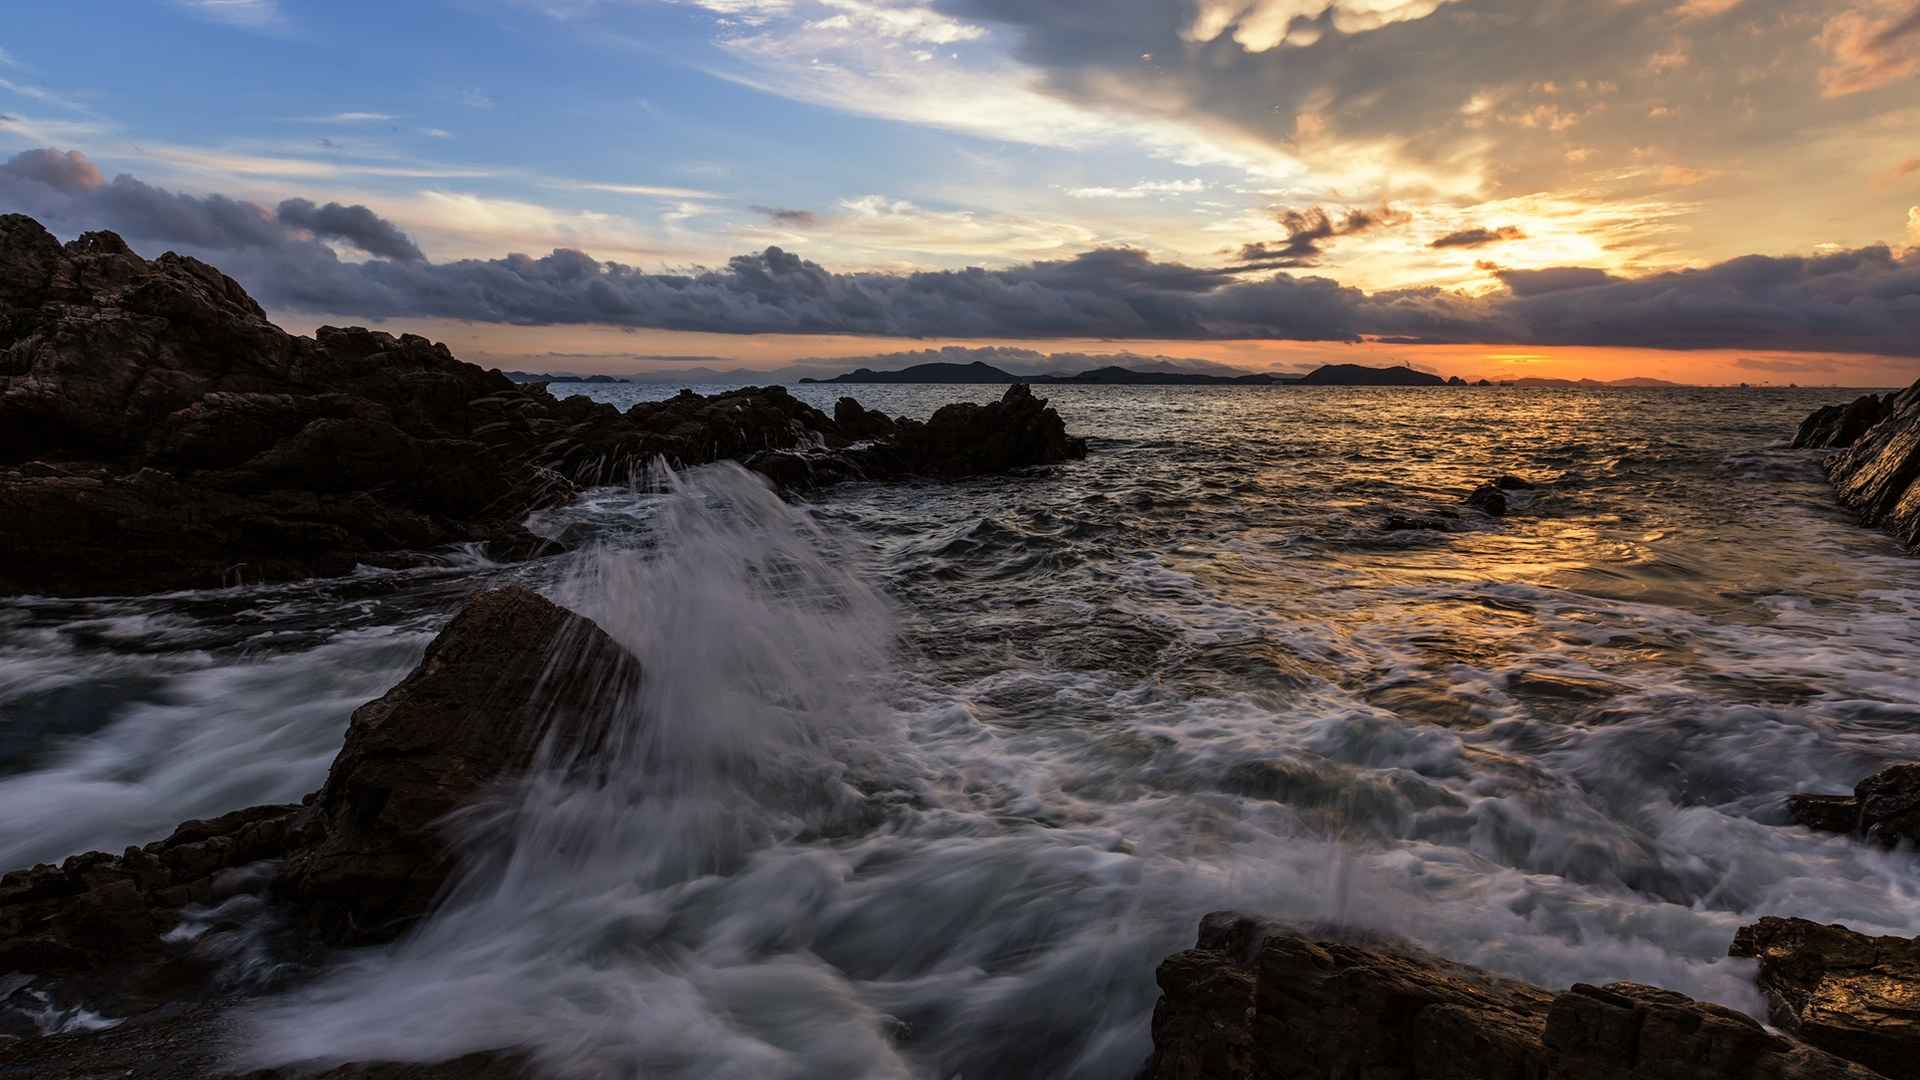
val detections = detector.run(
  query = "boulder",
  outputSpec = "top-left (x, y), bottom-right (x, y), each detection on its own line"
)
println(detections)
top-left (0, 587), bottom-right (642, 1034)
top-left (1144, 913), bottom-right (1883, 1080)
top-left (834, 396), bottom-right (897, 440)
top-left (1785, 762), bottom-right (1920, 848)
top-left (1822, 380), bottom-right (1920, 546)
top-left (283, 586), bottom-right (643, 942)
top-left (1731, 917), bottom-right (1920, 1079)
top-left (883, 384), bottom-right (1088, 479)
top-left (1794, 394), bottom-right (1891, 450)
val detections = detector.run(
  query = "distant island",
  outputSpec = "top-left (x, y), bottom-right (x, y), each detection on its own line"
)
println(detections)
top-left (801, 361), bottom-right (1444, 386)
top-left (503, 371), bottom-right (630, 384)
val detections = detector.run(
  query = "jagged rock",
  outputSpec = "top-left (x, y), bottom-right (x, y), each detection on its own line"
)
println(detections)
top-left (0, 586), bottom-right (641, 1044)
top-left (283, 586), bottom-right (642, 942)
top-left (0, 216), bottom-right (1089, 596)
top-left (1786, 762), bottom-right (1920, 848)
top-left (885, 384), bottom-right (1087, 479)
top-left (1823, 380), bottom-right (1920, 546)
top-left (1448, 375), bottom-right (1469, 386)
top-left (1794, 393), bottom-right (1891, 450)
top-left (1496, 473), bottom-right (1538, 490)
top-left (1732, 917), bottom-right (1920, 1079)
top-left (834, 396), bottom-right (897, 440)
top-left (1144, 913), bottom-right (1883, 1080)
top-left (1468, 482), bottom-right (1510, 516)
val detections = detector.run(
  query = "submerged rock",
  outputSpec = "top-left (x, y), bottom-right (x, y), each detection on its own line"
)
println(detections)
top-left (1732, 917), bottom-right (1920, 1080)
top-left (1794, 393), bottom-right (1891, 450)
top-left (1145, 913), bottom-right (1882, 1080)
top-left (1786, 762), bottom-right (1920, 848)
top-left (1468, 482), bottom-right (1510, 516)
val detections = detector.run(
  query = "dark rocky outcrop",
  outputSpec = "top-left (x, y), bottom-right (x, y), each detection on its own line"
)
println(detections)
top-left (882, 384), bottom-right (1087, 479)
top-left (0, 587), bottom-right (637, 1044)
top-left (282, 586), bottom-right (641, 942)
top-left (1468, 482), bottom-right (1510, 516)
top-left (1794, 393), bottom-right (1891, 450)
top-left (1818, 380), bottom-right (1920, 547)
top-left (1732, 918), bottom-right (1920, 1079)
top-left (1145, 913), bottom-right (1884, 1080)
top-left (1787, 763), bottom-right (1920, 848)
top-left (0, 215), bottom-right (1087, 597)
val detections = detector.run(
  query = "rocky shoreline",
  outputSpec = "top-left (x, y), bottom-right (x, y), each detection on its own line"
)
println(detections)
top-left (0, 214), bottom-right (1085, 597)
top-left (1792, 380), bottom-right (1920, 547)
top-left (5, 584), bottom-right (1919, 1078)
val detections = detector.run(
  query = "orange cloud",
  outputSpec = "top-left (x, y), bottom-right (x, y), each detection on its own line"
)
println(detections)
top-left (1819, 1), bottom-right (1920, 97)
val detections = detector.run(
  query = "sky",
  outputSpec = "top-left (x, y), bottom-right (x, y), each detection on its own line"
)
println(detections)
top-left (2, 0), bottom-right (1918, 383)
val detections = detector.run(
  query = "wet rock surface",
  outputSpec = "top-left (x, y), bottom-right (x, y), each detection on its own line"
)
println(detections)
top-left (1794, 393), bottom-right (1891, 450)
top-left (1819, 380), bottom-right (1920, 546)
top-left (0, 215), bottom-right (1087, 597)
top-left (1145, 913), bottom-right (1887, 1080)
top-left (1732, 918), bottom-right (1920, 1080)
top-left (1787, 762), bottom-right (1920, 848)
top-left (0, 587), bottom-right (639, 1061)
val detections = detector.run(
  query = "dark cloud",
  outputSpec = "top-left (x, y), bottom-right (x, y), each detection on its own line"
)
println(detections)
top-left (1870, 5), bottom-right (1920, 50)
top-left (276, 197), bottom-right (425, 262)
top-left (1236, 205), bottom-right (1408, 268)
top-left (1431, 225), bottom-right (1526, 249)
top-left (751, 205), bottom-right (819, 227)
top-left (1492, 266), bottom-right (1617, 296)
top-left (0, 148), bottom-right (426, 263)
top-left (1, 148), bottom-right (103, 193)
top-left (5, 149), bottom-right (1918, 356)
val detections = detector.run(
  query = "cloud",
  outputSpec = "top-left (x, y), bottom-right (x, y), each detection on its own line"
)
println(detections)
top-left (1430, 225), bottom-right (1525, 249)
top-left (293, 112), bottom-right (399, 125)
top-left (6, 150), bottom-right (1919, 356)
top-left (1235, 205), bottom-right (1409, 267)
top-left (751, 205), bottom-right (818, 226)
top-left (1064, 178), bottom-right (1208, 199)
top-left (1, 148), bottom-right (424, 261)
top-left (1183, 0), bottom-right (1461, 52)
top-left (0, 76), bottom-right (90, 114)
top-left (1819, 0), bottom-right (1920, 96)
top-left (1, 148), bottom-right (103, 193)
top-left (275, 197), bottom-right (425, 261)
top-left (1909, 205), bottom-right (1920, 243)
top-left (176, 0), bottom-right (284, 29)
top-left (1490, 266), bottom-right (1617, 296)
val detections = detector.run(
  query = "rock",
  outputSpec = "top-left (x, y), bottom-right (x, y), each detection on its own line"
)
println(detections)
top-left (1785, 762), bottom-right (1920, 848)
top-left (0, 215), bottom-right (1090, 596)
top-left (283, 586), bottom-right (642, 942)
top-left (1468, 482), bottom-right (1510, 516)
top-left (0, 586), bottom-right (641, 1040)
top-left (1794, 393), bottom-right (1891, 450)
top-left (1448, 375), bottom-right (1469, 386)
top-left (834, 396), bottom-right (897, 440)
top-left (1546, 980), bottom-right (1874, 1080)
top-left (1731, 917), bottom-right (1920, 1079)
top-left (1144, 913), bottom-right (1882, 1080)
top-left (880, 384), bottom-right (1088, 479)
top-left (1823, 380), bottom-right (1920, 546)
top-left (1496, 473), bottom-right (1538, 490)
top-left (1383, 513), bottom-right (1459, 532)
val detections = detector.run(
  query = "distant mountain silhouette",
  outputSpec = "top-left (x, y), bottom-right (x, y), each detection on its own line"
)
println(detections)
top-left (1294, 363), bottom-right (1446, 387)
top-left (797, 360), bottom-right (1518, 387)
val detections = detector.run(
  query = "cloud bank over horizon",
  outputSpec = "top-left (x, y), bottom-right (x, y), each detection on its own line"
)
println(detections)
top-left (5, 147), bottom-right (1919, 357)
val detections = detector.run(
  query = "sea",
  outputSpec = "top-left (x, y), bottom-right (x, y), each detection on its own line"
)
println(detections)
top-left (4, 384), bottom-right (1918, 1078)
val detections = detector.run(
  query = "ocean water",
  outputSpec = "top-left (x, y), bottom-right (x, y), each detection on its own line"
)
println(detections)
top-left (4, 385), bottom-right (1919, 1077)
